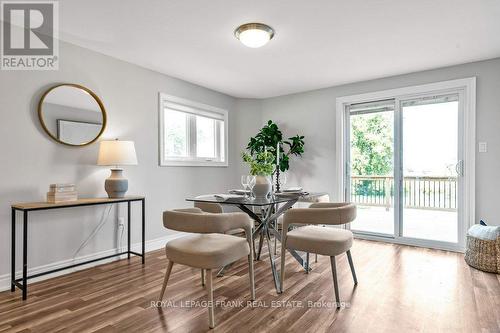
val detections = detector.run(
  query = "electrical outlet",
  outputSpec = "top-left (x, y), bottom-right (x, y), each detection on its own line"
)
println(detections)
top-left (479, 142), bottom-right (487, 153)
top-left (118, 217), bottom-right (125, 226)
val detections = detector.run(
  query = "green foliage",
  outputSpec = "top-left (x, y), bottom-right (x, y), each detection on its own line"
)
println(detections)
top-left (242, 151), bottom-right (275, 176)
top-left (350, 114), bottom-right (393, 176)
top-left (350, 113), bottom-right (393, 197)
top-left (246, 120), bottom-right (305, 172)
top-left (247, 120), bottom-right (282, 154)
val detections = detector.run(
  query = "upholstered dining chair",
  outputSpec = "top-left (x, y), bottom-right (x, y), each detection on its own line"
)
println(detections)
top-left (280, 202), bottom-right (357, 308)
top-left (274, 194), bottom-right (331, 264)
top-left (195, 199), bottom-right (261, 256)
top-left (159, 208), bottom-right (255, 328)
top-left (194, 201), bottom-right (247, 235)
top-left (194, 202), bottom-right (242, 280)
top-left (194, 201), bottom-right (223, 214)
top-left (194, 201), bottom-right (256, 272)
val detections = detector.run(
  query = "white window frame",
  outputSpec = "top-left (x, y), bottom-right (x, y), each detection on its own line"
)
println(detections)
top-left (159, 93), bottom-right (228, 167)
top-left (335, 77), bottom-right (476, 252)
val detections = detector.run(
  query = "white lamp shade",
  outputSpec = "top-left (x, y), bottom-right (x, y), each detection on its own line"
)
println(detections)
top-left (97, 140), bottom-right (138, 166)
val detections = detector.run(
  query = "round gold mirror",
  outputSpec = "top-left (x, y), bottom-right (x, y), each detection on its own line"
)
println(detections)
top-left (38, 84), bottom-right (107, 146)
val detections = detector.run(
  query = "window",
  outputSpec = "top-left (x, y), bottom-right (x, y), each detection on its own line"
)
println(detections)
top-left (159, 93), bottom-right (228, 166)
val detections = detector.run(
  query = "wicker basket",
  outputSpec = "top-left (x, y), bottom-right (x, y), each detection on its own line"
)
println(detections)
top-left (464, 235), bottom-right (499, 273)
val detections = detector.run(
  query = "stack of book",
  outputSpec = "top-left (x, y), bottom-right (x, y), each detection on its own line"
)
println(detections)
top-left (47, 184), bottom-right (78, 203)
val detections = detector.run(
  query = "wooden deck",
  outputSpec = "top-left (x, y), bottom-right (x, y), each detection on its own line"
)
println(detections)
top-left (0, 239), bottom-right (498, 332)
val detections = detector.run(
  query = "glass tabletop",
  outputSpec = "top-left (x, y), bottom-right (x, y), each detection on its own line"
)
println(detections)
top-left (186, 194), bottom-right (301, 206)
top-left (186, 192), bottom-right (327, 207)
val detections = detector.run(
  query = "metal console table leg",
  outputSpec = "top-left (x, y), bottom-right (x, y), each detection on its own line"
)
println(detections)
top-left (127, 202), bottom-right (131, 259)
top-left (141, 199), bottom-right (145, 264)
top-left (22, 211), bottom-right (28, 300)
top-left (11, 208), bottom-right (15, 293)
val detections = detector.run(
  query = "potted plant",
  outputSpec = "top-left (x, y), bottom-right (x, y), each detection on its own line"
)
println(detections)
top-left (246, 120), bottom-right (305, 191)
top-left (242, 150), bottom-right (275, 198)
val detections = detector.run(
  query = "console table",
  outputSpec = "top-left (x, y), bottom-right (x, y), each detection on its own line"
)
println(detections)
top-left (11, 196), bottom-right (145, 300)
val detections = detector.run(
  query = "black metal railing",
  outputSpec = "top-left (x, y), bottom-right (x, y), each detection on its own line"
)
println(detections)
top-left (350, 175), bottom-right (457, 211)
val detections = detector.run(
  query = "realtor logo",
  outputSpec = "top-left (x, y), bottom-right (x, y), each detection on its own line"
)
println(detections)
top-left (1, 1), bottom-right (59, 70)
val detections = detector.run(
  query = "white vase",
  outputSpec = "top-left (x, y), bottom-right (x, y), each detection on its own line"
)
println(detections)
top-left (252, 175), bottom-right (272, 199)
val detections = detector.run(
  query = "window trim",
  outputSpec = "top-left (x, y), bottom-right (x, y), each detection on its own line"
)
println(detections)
top-left (159, 93), bottom-right (228, 167)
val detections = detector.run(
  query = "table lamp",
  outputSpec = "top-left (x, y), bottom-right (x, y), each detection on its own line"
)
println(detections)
top-left (97, 139), bottom-right (138, 198)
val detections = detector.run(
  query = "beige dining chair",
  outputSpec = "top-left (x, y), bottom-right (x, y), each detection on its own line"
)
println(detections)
top-left (194, 202), bottom-right (238, 280)
top-left (280, 202), bottom-right (357, 308)
top-left (194, 201), bottom-right (255, 270)
top-left (194, 202), bottom-right (223, 214)
top-left (274, 193), bottom-right (331, 264)
top-left (194, 201), bottom-right (247, 235)
top-left (159, 208), bottom-right (255, 328)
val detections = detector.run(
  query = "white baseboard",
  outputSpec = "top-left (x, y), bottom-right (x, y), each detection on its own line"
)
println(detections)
top-left (0, 233), bottom-right (184, 292)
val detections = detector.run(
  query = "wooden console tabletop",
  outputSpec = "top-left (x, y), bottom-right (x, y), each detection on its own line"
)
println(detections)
top-left (12, 196), bottom-right (145, 211)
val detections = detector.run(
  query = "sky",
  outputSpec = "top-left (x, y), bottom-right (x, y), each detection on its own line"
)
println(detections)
top-left (403, 101), bottom-right (458, 176)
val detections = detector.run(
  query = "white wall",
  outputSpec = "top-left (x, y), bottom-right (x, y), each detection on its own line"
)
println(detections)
top-left (232, 99), bottom-right (264, 178)
top-left (0, 41), bottom-right (263, 284)
top-left (261, 58), bottom-right (500, 225)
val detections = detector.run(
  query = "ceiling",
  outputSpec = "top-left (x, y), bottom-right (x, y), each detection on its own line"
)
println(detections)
top-left (59, 0), bottom-right (500, 98)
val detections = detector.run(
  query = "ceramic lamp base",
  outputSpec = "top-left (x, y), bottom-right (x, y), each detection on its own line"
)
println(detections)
top-left (104, 169), bottom-right (128, 198)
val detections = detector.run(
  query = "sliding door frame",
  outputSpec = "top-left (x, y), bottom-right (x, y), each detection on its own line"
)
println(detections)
top-left (335, 78), bottom-right (476, 252)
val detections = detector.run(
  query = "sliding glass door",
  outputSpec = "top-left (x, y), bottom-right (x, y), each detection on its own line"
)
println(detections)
top-left (345, 92), bottom-right (464, 248)
top-left (400, 94), bottom-right (460, 243)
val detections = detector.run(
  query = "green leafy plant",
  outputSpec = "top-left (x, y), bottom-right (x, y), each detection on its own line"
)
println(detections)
top-left (246, 120), bottom-right (305, 173)
top-left (242, 151), bottom-right (275, 176)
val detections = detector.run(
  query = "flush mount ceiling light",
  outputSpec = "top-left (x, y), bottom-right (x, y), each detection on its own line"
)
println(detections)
top-left (234, 23), bottom-right (275, 48)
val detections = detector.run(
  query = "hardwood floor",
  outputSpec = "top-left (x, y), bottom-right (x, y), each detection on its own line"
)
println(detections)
top-left (0, 239), bottom-right (499, 332)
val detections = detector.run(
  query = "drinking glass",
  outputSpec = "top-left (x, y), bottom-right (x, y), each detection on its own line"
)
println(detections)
top-left (241, 175), bottom-right (249, 197)
top-left (247, 175), bottom-right (256, 198)
top-left (279, 172), bottom-right (287, 189)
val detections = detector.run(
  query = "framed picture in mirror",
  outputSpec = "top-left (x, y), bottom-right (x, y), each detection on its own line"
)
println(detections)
top-left (38, 84), bottom-right (107, 146)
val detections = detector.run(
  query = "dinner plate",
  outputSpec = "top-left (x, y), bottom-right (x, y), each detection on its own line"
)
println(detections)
top-left (282, 187), bottom-right (303, 193)
top-left (228, 189), bottom-right (251, 195)
top-left (276, 191), bottom-right (308, 197)
top-left (214, 194), bottom-right (244, 200)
